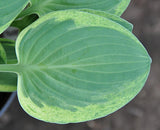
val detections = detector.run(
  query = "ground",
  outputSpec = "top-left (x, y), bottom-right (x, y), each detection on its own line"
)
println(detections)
top-left (0, 0), bottom-right (160, 130)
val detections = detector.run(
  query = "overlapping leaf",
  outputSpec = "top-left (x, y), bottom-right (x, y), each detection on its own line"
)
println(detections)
top-left (11, 10), bottom-right (151, 123)
top-left (22, 0), bottom-right (131, 16)
top-left (0, 43), bottom-right (7, 63)
top-left (0, 39), bottom-right (17, 92)
top-left (11, 14), bottom-right (38, 31)
top-left (80, 9), bottom-right (133, 31)
top-left (0, 0), bottom-right (29, 34)
top-left (109, 0), bottom-right (131, 16)
top-left (0, 38), bottom-right (17, 63)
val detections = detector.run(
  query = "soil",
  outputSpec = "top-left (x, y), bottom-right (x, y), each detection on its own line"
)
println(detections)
top-left (0, 0), bottom-right (160, 130)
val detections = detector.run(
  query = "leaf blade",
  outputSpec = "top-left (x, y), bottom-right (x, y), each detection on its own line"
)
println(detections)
top-left (109, 0), bottom-right (131, 16)
top-left (0, 0), bottom-right (29, 34)
top-left (24, 0), bottom-right (130, 16)
top-left (79, 9), bottom-right (133, 31)
top-left (0, 39), bottom-right (17, 92)
top-left (16, 10), bottom-right (151, 123)
top-left (0, 43), bottom-right (7, 64)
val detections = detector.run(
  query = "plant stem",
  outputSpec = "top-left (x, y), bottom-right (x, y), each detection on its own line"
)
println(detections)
top-left (0, 64), bottom-right (20, 73)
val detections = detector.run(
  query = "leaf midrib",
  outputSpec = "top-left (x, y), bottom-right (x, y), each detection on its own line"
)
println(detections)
top-left (21, 59), bottom-right (149, 70)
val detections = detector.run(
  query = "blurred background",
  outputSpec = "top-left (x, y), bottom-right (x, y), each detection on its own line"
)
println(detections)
top-left (0, 0), bottom-right (160, 130)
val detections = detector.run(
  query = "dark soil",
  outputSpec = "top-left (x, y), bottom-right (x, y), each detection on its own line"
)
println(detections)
top-left (0, 93), bottom-right (11, 110)
top-left (0, 0), bottom-right (160, 130)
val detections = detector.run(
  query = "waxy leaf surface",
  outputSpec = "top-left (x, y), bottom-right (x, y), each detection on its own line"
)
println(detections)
top-left (26, 0), bottom-right (130, 16)
top-left (0, 0), bottom-right (29, 34)
top-left (14, 10), bottom-right (151, 123)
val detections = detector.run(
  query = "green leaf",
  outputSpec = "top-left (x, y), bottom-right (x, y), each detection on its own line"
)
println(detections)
top-left (109, 0), bottom-right (131, 16)
top-left (80, 9), bottom-right (133, 31)
top-left (0, 10), bottom-right (151, 123)
top-left (0, 38), bottom-right (17, 64)
top-left (0, 38), bottom-right (15, 44)
top-left (0, 39), bottom-right (17, 92)
top-left (11, 14), bottom-right (38, 32)
top-left (0, 0), bottom-right (29, 34)
top-left (0, 72), bottom-right (17, 92)
top-left (22, 0), bottom-right (131, 17)
top-left (2, 42), bottom-right (17, 64)
top-left (0, 43), bottom-right (7, 63)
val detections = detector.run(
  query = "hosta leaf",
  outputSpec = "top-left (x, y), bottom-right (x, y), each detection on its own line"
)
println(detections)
top-left (109, 0), bottom-right (131, 16)
top-left (11, 14), bottom-right (38, 31)
top-left (23, 0), bottom-right (131, 16)
top-left (0, 72), bottom-right (17, 92)
top-left (0, 39), bottom-right (17, 92)
top-left (2, 41), bottom-right (17, 64)
top-left (0, 10), bottom-right (151, 123)
top-left (0, 38), bottom-right (15, 44)
top-left (80, 9), bottom-right (133, 31)
top-left (0, 43), bottom-right (7, 63)
top-left (0, 0), bottom-right (29, 34)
